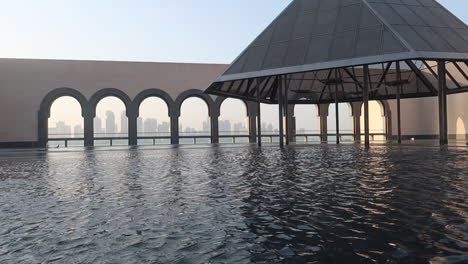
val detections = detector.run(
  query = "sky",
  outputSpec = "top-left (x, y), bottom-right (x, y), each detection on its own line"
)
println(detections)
top-left (4, 0), bottom-right (466, 133)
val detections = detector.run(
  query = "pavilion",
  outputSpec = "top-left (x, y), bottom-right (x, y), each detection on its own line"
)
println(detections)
top-left (205, 0), bottom-right (468, 146)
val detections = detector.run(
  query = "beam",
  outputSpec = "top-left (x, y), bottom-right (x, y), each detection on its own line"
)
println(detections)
top-left (396, 61), bottom-right (402, 144)
top-left (405, 60), bottom-right (438, 95)
top-left (363, 65), bottom-right (370, 147)
top-left (438, 61), bottom-right (448, 145)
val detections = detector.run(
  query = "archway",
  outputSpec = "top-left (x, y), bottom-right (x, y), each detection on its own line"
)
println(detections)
top-left (328, 103), bottom-right (353, 143)
top-left (456, 117), bottom-right (466, 140)
top-left (138, 97), bottom-right (171, 145)
top-left (48, 96), bottom-right (84, 147)
top-left (294, 104), bottom-right (320, 143)
top-left (219, 98), bottom-right (249, 143)
top-left (94, 96), bottom-right (128, 146)
top-left (361, 101), bottom-right (386, 141)
top-left (180, 97), bottom-right (211, 144)
top-left (260, 103), bottom-right (280, 143)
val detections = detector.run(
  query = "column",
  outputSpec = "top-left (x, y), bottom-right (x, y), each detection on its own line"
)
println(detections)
top-left (128, 110), bottom-right (138, 146)
top-left (278, 77), bottom-right (284, 147)
top-left (84, 111), bottom-right (94, 147)
top-left (170, 115), bottom-right (179, 145)
top-left (351, 102), bottom-right (362, 143)
top-left (211, 115), bottom-right (219, 144)
top-left (396, 61), bottom-right (402, 144)
top-left (247, 101), bottom-right (257, 144)
top-left (363, 65), bottom-right (370, 147)
top-left (438, 61), bottom-right (448, 145)
top-left (318, 104), bottom-right (329, 143)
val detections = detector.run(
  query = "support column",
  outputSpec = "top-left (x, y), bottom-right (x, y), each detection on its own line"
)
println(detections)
top-left (335, 71), bottom-right (340, 144)
top-left (351, 102), bottom-right (362, 143)
top-left (170, 115), bottom-right (179, 145)
top-left (128, 110), bottom-right (138, 146)
top-left (363, 65), bottom-right (370, 147)
top-left (284, 77), bottom-right (290, 145)
top-left (84, 112), bottom-right (94, 147)
top-left (438, 61), bottom-right (448, 145)
top-left (257, 82), bottom-right (262, 147)
top-left (318, 104), bottom-right (329, 143)
top-left (278, 76), bottom-right (284, 147)
top-left (211, 115), bottom-right (219, 144)
top-left (396, 61), bottom-right (402, 144)
top-left (247, 101), bottom-right (257, 144)
top-left (287, 104), bottom-right (296, 143)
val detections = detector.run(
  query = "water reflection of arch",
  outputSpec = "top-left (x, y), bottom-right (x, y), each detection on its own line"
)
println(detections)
top-left (38, 87), bottom-right (89, 147)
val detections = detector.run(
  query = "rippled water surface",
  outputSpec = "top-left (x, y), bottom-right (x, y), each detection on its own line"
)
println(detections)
top-left (0, 145), bottom-right (467, 264)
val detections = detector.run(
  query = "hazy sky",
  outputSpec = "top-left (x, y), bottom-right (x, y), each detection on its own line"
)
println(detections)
top-left (6, 0), bottom-right (465, 133)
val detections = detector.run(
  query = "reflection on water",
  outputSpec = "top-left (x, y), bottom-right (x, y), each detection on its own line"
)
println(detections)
top-left (0, 145), bottom-right (467, 263)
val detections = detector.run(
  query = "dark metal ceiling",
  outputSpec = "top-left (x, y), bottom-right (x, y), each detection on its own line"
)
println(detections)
top-left (205, 0), bottom-right (468, 104)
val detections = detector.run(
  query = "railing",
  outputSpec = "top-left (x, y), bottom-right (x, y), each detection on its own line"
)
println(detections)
top-left (47, 131), bottom-right (388, 148)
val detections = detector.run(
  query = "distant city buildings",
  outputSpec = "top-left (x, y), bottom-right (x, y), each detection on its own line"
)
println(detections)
top-left (51, 111), bottom-right (253, 138)
top-left (49, 121), bottom-right (71, 137)
top-left (120, 111), bottom-right (128, 134)
top-left (105, 111), bottom-right (116, 135)
top-left (73, 125), bottom-right (84, 137)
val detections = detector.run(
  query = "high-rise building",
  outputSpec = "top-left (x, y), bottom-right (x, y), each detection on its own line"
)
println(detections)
top-left (55, 121), bottom-right (71, 136)
top-left (73, 124), bottom-right (84, 138)
top-left (120, 111), bottom-right (128, 135)
top-left (219, 120), bottom-right (231, 135)
top-left (202, 119), bottom-right (210, 133)
top-left (137, 117), bottom-right (143, 134)
top-left (143, 118), bottom-right (158, 135)
top-left (105, 111), bottom-right (116, 136)
top-left (158, 121), bottom-right (170, 135)
top-left (94, 117), bottom-right (103, 134)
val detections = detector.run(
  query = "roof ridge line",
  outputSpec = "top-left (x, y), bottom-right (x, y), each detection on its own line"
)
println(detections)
top-left (219, 1), bottom-right (297, 79)
top-left (361, 0), bottom-right (415, 53)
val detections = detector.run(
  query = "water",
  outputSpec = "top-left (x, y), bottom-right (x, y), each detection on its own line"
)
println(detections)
top-left (0, 145), bottom-right (467, 263)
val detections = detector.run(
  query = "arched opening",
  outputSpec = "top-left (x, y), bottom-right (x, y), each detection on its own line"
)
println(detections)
top-left (361, 101), bottom-right (386, 141)
top-left (179, 97), bottom-right (211, 144)
top-left (456, 117), bottom-right (466, 140)
top-left (260, 103), bottom-right (280, 143)
top-left (294, 104), bottom-right (320, 143)
top-left (219, 98), bottom-right (249, 143)
top-left (48, 96), bottom-right (83, 147)
top-left (138, 97), bottom-right (171, 145)
top-left (94, 96), bottom-right (128, 146)
top-left (328, 103), bottom-right (353, 142)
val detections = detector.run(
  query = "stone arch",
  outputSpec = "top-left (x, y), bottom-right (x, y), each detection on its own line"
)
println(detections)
top-left (132, 89), bottom-right (175, 117)
top-left (174, 89), bottom-right (215, 117)
top-left (456, 117), bottom-right (466, 140)
top-left (38, 88), bottom-right (89, 147)
top-left (89, 88), bottom-right (132, 117)
top-left (215, 96), bottom-right (250, 117)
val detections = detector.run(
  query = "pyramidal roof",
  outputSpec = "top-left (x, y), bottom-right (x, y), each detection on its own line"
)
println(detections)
top-left (214, 0), bottom-right (468, 83)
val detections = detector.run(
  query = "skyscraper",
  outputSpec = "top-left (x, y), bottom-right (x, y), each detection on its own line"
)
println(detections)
top-left (137, 117), bottom-right (143, 135)
top-left (120, 111), bottom-right (128, 135)
top-left (143, 118), bottom-right (158, 136)
top-left (106, 111), bottom-right (116, 136)
top-left (94, 117), bottom-right (103, 134)
top-left (73, 124), bottom-right (84, 138)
